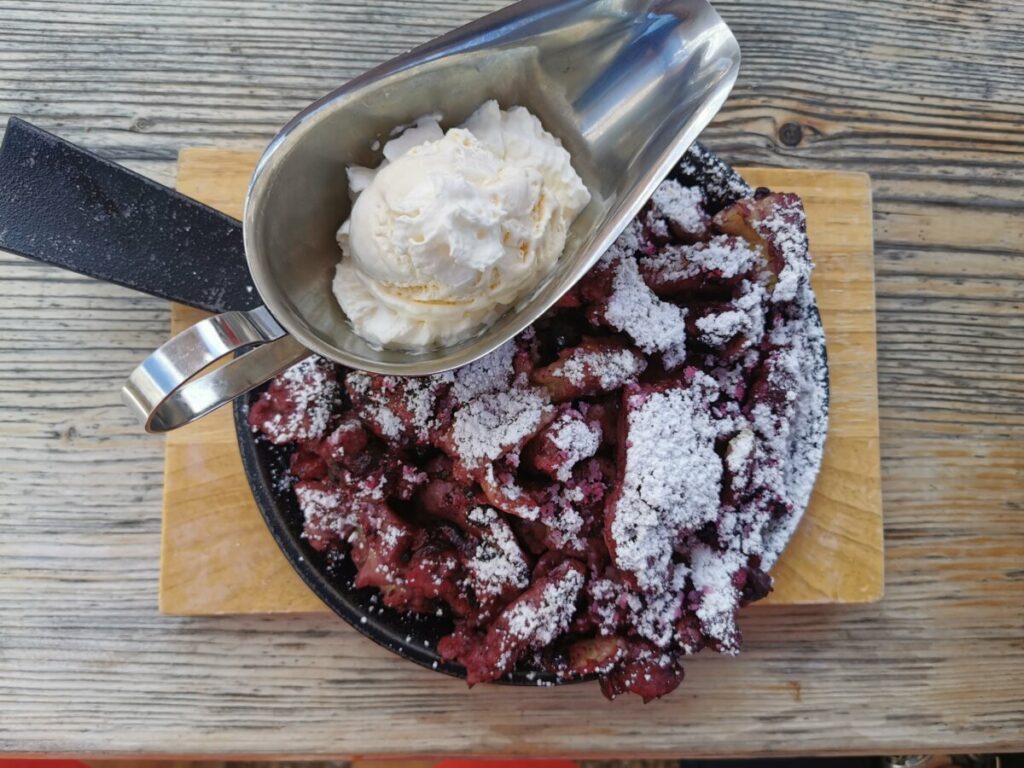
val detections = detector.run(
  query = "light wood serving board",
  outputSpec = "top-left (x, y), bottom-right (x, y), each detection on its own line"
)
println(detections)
top-left (160, 149), bottom-right (884, 615)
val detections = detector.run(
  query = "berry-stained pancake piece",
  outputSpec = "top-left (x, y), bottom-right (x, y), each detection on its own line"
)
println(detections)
top-left (247, 144), bottom-right (828, 701)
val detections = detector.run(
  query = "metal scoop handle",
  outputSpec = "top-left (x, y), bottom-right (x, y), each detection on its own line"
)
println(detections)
top-left (122, 306), bottom-right (309, 432)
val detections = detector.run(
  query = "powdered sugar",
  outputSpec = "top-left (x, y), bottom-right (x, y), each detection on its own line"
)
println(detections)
top-left (559, 345), bottom-right (646, 390)
top-left (295, 483), bottom-right (358, 541)
top-left (726, 428), bottom-right (755, 476)
top-left (609, 378), bottom-right (723, 591)
top-left (543, 500), bottom-right (586, 550)
top-left (646, 179), bottom-right (708, 237)
top-left (758, 197), bottom-right (811, 304)
top-left (404, 376), bottom-right (452, 435)
top-left (451, 385), bottom-right (552, 469)
top-left (296, 484), bottom-right (341, 522)
top-left (691, 236), bottom-right (761, 278)
top-left (480, 463), bottom-right (540, 521)
top-left (345, 370), bottom-right (450, 443)
top-left (503, 566), bottom-right (584, 647)
top-left (444, 347), bottom-right (552, 468)
top-left (465, 506), bottom-right (530, 597)
top-left (696, 310), bottom-right (746, 347)
top-left (257, 357), bottom-right (337, 443)
top-left (677, 142), bottom-right (753, 208)
top-left (758, 287), bottom-right (829, 569)
top-left (603, 255), bottom-right (688, 367)
top-left (632, 563), bottom-right (689, 647)
top-left (588, 577), bottom-right (636, 636)
top-left (603, 219), bottom-right (644, 261)
top-left (689, 543), bottom-right (745, 654)
top-left (547, 412), bottom-right (602, 482)
top-left (640, 235), bottom-right (761, 287)
top-left (451, 340), bottom-right (515, 401)
top-left (374, 405), bottom-right (403, 439)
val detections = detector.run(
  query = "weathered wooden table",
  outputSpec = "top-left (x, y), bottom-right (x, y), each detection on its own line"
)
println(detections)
top-left (0, 0), bottom-right (1021, 758)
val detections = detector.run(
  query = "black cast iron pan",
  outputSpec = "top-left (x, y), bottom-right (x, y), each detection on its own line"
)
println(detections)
top-left (0, 116), bottom-right (828, 685)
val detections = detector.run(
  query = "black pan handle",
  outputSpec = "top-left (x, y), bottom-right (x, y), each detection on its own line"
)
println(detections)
top-left (0, 117), bottom-right (260, 314)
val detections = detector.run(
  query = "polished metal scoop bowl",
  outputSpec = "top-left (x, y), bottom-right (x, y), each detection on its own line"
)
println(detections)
top-left (122, 0), bottom-right (741, 432)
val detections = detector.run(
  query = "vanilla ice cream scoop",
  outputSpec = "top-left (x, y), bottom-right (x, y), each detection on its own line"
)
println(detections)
top-left (334, 100), bottom-right (591, 349)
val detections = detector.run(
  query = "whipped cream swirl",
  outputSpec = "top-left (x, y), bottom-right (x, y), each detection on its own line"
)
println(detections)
top-left (334, 100), bottom-right (591, 349)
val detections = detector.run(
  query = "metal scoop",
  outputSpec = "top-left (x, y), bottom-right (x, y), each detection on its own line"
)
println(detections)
top-left (121, 0), bottom-right (741, 432)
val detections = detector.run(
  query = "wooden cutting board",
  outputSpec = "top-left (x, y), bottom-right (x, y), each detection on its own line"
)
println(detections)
top-left (159, 149), bottom-right (884, 615)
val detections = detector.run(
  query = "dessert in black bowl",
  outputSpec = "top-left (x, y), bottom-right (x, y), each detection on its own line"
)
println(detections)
top-left (238, 143), bottom-right (829, 701)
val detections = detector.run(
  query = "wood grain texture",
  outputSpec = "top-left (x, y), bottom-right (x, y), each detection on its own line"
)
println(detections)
top-left (0, 0), bottom-right (1021, 758)
top-left (160, 151), bottom-right (884, 615)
